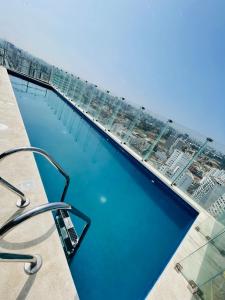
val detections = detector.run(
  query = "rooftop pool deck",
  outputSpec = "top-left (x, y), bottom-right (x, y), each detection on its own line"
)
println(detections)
top-left (10, 75), bottom-right (198, 300)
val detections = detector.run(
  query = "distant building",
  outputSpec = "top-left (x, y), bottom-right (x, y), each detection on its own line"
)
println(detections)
top-left (193, 176), bottom-right (225, 209)
top-left (159, 149), bottom-right (192, 182)
top-left (208, 193), bottom-right (225, 217)
top-left (164, 133), bottom-right (178, 151)
top-left (175, 171), bottom-right (193, 191)
top-left (207, 168), bottom-right (225, 181)
top-left (154, 150), bottom-right (167, 162)
top-left (169, 137), bottom-right (187, 155)
top-left (129, 136), bottom-right (149, 153)
top-left (111, 123), bottom-right (126, 138)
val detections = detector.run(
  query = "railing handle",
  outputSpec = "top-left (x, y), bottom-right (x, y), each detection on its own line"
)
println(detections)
top-left (0, 202), bottom-right (91, 252)
top-left (0, 147), bottom-right (70, 207)
top-left (0, 252), bottom-right (42, 275)
top-left (0, 202), bottom-right (90, 274)
top-left (0, 176), bottom-right (29, 208)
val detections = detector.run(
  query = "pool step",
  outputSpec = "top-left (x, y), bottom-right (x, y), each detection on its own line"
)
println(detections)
top-left (55, 210), bottom-right (79, 260)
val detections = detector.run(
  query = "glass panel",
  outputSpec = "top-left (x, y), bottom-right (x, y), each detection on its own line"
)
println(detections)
top-left (66, 76), bottom-right (77, 99)
top-left (84, 85), bottom-right (99, 117)
top-left (92, 90), bottom-right (109, 121)
top-left (85, 87), bottom-right (101, 118)
top-left (120, 106), bottom-right (150, 157)
top-left (201, 140), bottom-right (225, 220)
top-left (0, 41), bottom-right (51, 82)
top-left (78, 83), bottom-right (94, 112)
top-left (71, 77), bottom-right (84, 104)
top-left (178, 229), bottom-right (225, 288)
top-left (109, 100), bottom-right (140, 142)
top-left (0, 39), bottom-right (5, 65)
top-left (77, 80), bottom-right (88, 109)
top-left (105, 97), bottom-right (125, 131)
top-left (123, 107), bottom-right (167, 158)
top-left (61, 73), bottom-right (71, 95)
top-left (195, 214), bottom-right (225, 242)
top-left (97, 93), bottom-right (121, 128)
top-left (172, 138), bottom-right (225, 212)
top-left (200, 271), bottom-right (225, 300)
top-left (145, 119), bottom-right (211, 197)
top-left (145, 118), bottom-right (191, 174)
top-left (51, 68), bottom-right (62, 88)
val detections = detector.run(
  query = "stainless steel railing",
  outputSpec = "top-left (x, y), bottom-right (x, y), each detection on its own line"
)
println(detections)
top-left (0, 202), bottom-right (91, 274)
top-left (0, 176), bottom-right (28, 208)
top-left (0, 147), bottom-right (70, 207)
top-left (0, 252), bottom-right (42, 275)
top-left (0, 147), bottom-right (90, 274)
top-left (0, 201), bottom-right (90, 239)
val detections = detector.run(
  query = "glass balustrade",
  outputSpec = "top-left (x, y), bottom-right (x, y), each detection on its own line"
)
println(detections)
top-left (85, 85), bottom-right (99, 116)
top-left (200, 271), bottom-right (225, 300)
top-left (84, 87), bottom-right (101, 118)
top-left (79, 83), bottom-right (95, 112)
top-left (196, 216), bottom-right (225, 241)
top-left (0, 42), bottom-right (51, 82)
top-left (109, 99), bottom-right (139, 141)
top-left (105, 96), bottom-right (125, 131)
top-left (66, 76), bottom-right (77, 99)
top-left (94, 90), bottom-right (112, 125)
top-left (177, 229), bottom-right (225, 297)
top-left (1, 38), bottom-right (225, 227)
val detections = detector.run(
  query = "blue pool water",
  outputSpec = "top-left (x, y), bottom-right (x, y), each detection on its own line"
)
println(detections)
top-left (11, 75), bottom-right (197, 300)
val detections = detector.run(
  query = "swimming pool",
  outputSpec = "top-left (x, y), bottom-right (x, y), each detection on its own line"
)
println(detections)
top-left (11, 75), bottom-right (197, 300)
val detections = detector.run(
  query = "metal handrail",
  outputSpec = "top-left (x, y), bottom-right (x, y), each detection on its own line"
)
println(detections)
top-left (0, 202), bottom-right (91, 252)
top-left (0, 202), bottom-right (90, 274)
top-left (0, 252), bottom-right (42, 275)
top-left (0, 147), bottom-right (70, 207)
top-left (0, 176), bottom-right (28, 208)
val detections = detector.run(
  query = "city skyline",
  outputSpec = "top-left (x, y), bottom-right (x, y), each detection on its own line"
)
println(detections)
top-left (1, 38), bottom-right (225, 156)
top-left (5, 50), bottom-right (225, 217)
top-left (0, 0), bottom-right (224, 143)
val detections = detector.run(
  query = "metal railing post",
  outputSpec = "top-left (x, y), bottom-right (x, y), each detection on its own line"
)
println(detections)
top-left (0, 147), bottom-right (70, 204)
top-left (0, 177), bottom-right (29, 208)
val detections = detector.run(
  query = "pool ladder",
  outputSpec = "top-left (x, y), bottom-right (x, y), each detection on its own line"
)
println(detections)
top-left (0, 147), bottom-right (91, 274)
top-left (0, 147), bottom-right (70, 207)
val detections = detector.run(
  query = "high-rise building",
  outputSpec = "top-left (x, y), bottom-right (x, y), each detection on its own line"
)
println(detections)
top-left (159, 149), bottom-right (191, 181)
top-left (207, 168), bottom-right (225, 181)
top-left (208, 193), bottom-right (225, 217)
top-left (193, 176), bottom-right (225, 209)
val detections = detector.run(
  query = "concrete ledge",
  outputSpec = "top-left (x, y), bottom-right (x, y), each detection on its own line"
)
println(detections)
top-left (0, 67), bottom-right (78, 300)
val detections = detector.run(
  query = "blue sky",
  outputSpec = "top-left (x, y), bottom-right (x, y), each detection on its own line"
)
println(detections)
top-left (0, 0), bottom-right (224, 144)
